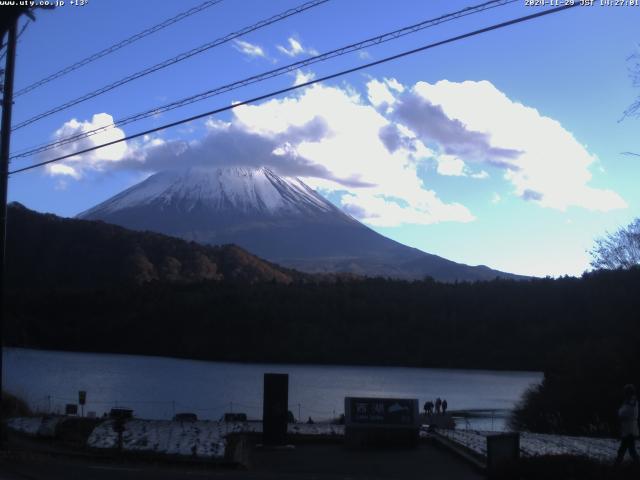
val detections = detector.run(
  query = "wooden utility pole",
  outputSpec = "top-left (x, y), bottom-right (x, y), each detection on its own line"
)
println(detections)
top-left (1, 8), bottom-right (54, 439)
top-left (0, 7), bottom-right (52, 448)
top-left (0, 14), bottom-right (18, 447)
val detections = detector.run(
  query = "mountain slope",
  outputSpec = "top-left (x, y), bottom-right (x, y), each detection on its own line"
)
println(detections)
top-left (79, 166), bottom-right (524, 281)
top-left (6, 202), bottom-right (307, 289)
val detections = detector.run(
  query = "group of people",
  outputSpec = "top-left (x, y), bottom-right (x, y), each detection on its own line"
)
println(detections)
top-left (423, 397), bottom-right (448, 416)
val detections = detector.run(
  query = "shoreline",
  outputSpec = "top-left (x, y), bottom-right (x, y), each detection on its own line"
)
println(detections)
top-left (2, 345), bottom-right (544, 375)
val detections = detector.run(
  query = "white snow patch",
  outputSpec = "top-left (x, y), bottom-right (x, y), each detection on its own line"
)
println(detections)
top-left (289, 423), bottom-right (344, 436)
top-left (10, 416), bottom-right (619, 464)
top-left (88, 419), bottom-right (227, 458)
top-left (87, 420), bottom-right (345, 459)
top-left (6, 416), bottom-right (76, 438)
top-left (6, 417), bottom-right (43, 436)
top-left (437, 429), bottom-right (620, 463)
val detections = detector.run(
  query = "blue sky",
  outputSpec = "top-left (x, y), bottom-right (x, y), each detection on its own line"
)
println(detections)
top-left (5, 0), bottom-right (640, 277)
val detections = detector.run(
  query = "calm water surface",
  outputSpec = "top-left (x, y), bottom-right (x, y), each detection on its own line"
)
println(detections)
top-left (3, 348), bottom-right (541, 430)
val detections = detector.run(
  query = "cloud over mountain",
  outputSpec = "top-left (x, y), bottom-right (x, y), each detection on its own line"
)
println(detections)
top-left (43, 77), bottom-right (625, 226)
top-left (44, 113), bottom-right (129, 179)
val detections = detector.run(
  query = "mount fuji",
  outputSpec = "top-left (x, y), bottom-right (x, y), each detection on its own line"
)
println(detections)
top-left (79, 167), bottom-right (522, 281)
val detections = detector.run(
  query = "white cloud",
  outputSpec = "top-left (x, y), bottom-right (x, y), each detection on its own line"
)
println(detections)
top-left (367, 79), bottom-right (398, 109)
top-left (434, 155), bottom-right (489, 178)
top-left (45, 77), bottom-right (624, 225)
top-left (436, 154), bottom-right (466, 176)
top-left (366, 78), bottom-right (405, 110)
top-left (408, 80), bottom-right (626, 212)
top-left (114, 117), bottom-right (335, 180)
top-left (491, 192), bottom-right (501, 204)
top-left (385, 78), bottom-right (404, 93)
top-left (44, 113), bottom-right (128, 179)
top-left (340, 190), bottom-right (473, 227)
top-left (231, 83), bottom-right (474, 226)
top-left (276, 37), bottom-right (318, 57)
top-left (69, 82), bottom-right (472, 226)
top-left (49, 163), bottom-right (81, 179)
top-left (292, 69), bottom-right (316, 86)
top-left (387, 88), bottom-right (522, 168)
top-left (233, 39), bottom-right (266, 58)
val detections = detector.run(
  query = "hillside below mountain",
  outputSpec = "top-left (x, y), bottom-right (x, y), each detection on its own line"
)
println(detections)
top-left (6, 202), bottom-right (308, 289)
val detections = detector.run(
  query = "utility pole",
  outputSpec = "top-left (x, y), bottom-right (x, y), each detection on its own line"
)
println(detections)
top-left (0, 7), bottom-right (51, 449)
top-left (0, 15), bottom-right (18, 449)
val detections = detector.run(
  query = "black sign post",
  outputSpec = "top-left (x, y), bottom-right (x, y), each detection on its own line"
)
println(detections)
top-left (263, 373), bottom-right (288, 446)
top-left (78, 390), bottom-right (86, 417)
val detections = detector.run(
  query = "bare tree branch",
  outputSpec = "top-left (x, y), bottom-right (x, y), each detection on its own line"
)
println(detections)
top-left (622, 47), bottom-right (640, 119)
top-left (590, 218), bottom-right (640, 270)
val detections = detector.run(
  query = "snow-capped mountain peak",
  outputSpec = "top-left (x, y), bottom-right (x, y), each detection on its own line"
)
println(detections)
top-left (79, 166), bottom-right (339, 218)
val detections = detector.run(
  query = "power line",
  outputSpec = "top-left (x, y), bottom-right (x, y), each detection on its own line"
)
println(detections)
top-left (11, 0), bottom-right (517, 161)
top-left (11, 0), bottom-right (329, 131)
top-left (11, 0), bottom-right (514, 159)
top-left (12, 0), bottom-right (224, 97)
top-left (9, 3), bottom-right (579, 176)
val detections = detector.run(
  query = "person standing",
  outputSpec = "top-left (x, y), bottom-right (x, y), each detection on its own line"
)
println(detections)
top-left (435, 398), bottom-right (442, 415)
top-left (427, 400), bottom-right (434, 415)
top-left (616, 384), bottom-right (639, 466)
top-left (442, 399), bottom-right (448, 415)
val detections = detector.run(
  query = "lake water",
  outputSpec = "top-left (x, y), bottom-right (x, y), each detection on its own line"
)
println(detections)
top-left (3, 348), bottom-right (542, 431)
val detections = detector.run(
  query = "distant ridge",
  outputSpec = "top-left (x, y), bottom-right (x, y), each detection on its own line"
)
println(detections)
top-left (79, 166), bottom-right (526, 282)
top-left (6, 202), bottom-right (310, 289)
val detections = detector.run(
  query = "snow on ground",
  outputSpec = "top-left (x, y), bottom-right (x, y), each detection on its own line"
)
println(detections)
top-left (88, 419), bottom-right (227, 458)
top-left (7, 416), bottom-right (343, 459)
top-left (9, 416), bottom-right (619, 463)
top-left (7, 416), bottom-right (72, 438)
top-left (6, 417), bottom-right (44, 436)
top-left (5, 416), bottom-right (66, 437)
top-left (87, 420), bottom-right (345, 459)
top-left (289, 423), bottom-right (344, 436)
top-left (437, 429), bottom-right (620, 463)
